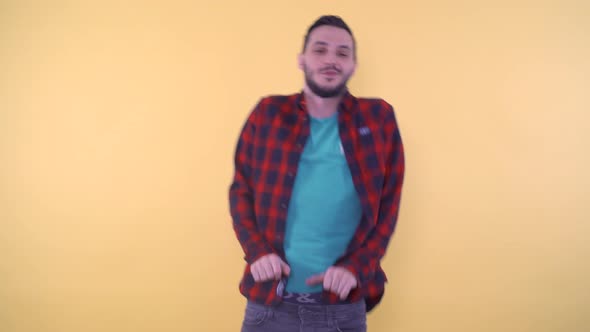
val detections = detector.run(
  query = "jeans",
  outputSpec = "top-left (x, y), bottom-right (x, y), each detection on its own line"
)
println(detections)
top-left (240, 300), bottom-right (367, 332)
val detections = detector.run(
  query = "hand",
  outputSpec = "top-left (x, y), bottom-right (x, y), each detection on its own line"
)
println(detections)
top-left (250, 254), bottom-right (291, 282)
top-left (306, 266), bottom-right (358, 300)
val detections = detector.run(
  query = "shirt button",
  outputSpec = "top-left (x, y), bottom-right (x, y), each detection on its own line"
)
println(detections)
top-left (280, 203), bottom-right (287, 209)
top-left (287, 172), bottom-right (294, 177)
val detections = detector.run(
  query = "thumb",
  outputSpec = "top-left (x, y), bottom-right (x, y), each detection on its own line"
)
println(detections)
top-left (306, 273), bottom-right (325, 285)
top-left (281, 260), bottom-right (291, 276)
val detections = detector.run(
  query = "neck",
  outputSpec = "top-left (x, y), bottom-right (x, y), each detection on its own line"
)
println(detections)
top-left (303, 86), bottom-right (344, 118)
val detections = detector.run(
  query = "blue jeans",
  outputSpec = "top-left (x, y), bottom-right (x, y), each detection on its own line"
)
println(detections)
top-left (240, 300), bottom-right (367, 332)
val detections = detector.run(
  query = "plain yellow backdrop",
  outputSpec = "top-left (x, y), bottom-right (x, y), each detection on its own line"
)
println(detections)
top-left (1, 1), bottom-right (589, 331)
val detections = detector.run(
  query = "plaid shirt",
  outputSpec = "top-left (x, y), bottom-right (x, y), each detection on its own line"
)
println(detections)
top-left (229, 90), bottom-right (405, 312)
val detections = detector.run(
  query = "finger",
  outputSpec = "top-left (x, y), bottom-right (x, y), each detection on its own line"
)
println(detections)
top-left (338, 279), bottom-right (353, 300)
top-left (350, 275), bottom-right (358, 288)
top-left (329, 270), bottom-right (341, 293)
top-left (281, 260), bottom-right (291, 276)
top-left (255, 257), bottom-right (268, 281)
top-left (323, 270), bottom-right (335, 291)
top-left (257, 262), bottom-right (268, 281)
top-left (251, 264), bottom-right (261, 282)
top-left (336, 274), bottom-right (351, 294)
top-left (262, 260), bottom-right (274, 281)
top-left (339, 285), bottom-right (351, 300)
top-left (270, 258), bottom-right (282, 280)
top-left (306, 273), bottom-right (325, 285)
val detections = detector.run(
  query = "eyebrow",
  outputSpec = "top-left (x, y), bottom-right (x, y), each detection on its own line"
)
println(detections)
top-left (311, 41), bottom-right (352, 50)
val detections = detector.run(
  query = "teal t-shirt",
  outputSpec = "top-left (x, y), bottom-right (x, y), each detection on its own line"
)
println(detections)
top-left (284, 113), bottom-right (363, 293)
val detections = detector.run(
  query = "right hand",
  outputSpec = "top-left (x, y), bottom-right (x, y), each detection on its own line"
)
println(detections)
top-left (250, 253), bottom-right (290, 282)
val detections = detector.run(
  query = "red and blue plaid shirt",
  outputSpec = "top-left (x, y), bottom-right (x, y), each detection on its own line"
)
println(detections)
top-left (229, 90), bottom-right (405, 312)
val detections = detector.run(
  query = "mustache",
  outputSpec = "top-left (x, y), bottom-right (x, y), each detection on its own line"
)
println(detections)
top-left (320, 66), bottom-right (341, 73)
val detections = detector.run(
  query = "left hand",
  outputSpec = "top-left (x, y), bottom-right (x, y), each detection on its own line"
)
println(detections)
top-left (306, 266), bottom-right (358, 300)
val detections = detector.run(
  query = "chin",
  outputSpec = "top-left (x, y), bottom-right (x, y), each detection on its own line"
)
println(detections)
top-left (321, 81), bottom-right (341, 89)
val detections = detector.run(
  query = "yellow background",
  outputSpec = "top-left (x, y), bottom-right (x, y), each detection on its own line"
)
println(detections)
top-left (1, 1), bottom-right (589, 331)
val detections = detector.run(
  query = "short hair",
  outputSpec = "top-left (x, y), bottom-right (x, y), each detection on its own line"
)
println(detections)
top-left (302, 15), bottom-right (356, 57)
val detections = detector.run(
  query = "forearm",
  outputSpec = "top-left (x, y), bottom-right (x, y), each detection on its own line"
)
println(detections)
top-left (229, 102), bottom-right (274, 264)
top-left (337, 185), bottom-right (403, 285)
top-left (230, 179), bottom-right (274, 264)
top-left (338, 111), bottom-right (405, 285)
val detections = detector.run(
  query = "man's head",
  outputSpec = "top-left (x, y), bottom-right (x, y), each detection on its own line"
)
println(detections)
top-left (298, 15), bottom-right (357, 98)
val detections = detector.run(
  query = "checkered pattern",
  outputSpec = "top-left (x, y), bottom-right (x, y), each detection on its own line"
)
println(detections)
top-left (229, 91), bottom-right (405, 312)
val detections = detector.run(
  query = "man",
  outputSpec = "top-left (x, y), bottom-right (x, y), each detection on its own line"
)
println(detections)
top-left (229, 15), bottom-right (405, 332)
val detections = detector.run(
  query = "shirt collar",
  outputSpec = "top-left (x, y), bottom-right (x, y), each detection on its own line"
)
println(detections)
top-left (295, 89), bottom-right (356, 114)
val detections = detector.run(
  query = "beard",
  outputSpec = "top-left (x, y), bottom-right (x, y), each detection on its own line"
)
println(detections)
top-left (304, 65), bottom-right (351, 98)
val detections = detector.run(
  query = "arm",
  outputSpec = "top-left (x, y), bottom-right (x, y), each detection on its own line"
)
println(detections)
top-left (229, 101), bottom-right (274, 264)
top-left (337, 106), bottom-right (405, 287)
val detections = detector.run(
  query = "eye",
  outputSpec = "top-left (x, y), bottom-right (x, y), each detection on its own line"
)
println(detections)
top-left (313, 48), bottom-right (326, 54)
top-left (338, 52), bottom-right (350, 58)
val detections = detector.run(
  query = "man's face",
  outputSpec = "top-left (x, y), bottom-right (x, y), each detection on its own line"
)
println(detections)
top-left (299, 25), bottom-right (356, 98)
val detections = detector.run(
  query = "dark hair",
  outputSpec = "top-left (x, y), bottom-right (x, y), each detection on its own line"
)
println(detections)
top-left (302, 15), bottom-right (356, 56)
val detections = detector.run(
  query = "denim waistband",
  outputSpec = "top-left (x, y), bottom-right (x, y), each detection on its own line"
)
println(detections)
top-left (248, 299), bottom-right (365, 316)
top-left (281, 291), bottom-right (324, 304)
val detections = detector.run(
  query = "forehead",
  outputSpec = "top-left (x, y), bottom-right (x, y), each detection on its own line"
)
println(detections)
top-left (307, 25), bottom-right (354, 49)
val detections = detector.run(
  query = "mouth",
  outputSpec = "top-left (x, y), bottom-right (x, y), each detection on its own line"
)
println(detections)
top-left (321, 70), bottom-right (340, 78)
top-left (321, 70), bottom-right (340, 81)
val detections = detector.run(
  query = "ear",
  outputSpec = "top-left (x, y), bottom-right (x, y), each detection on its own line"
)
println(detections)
top-left (298, 53), bottom-right (304, 70)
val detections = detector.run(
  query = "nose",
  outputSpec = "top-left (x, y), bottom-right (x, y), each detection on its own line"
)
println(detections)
top-left (323, 51), bottom-right (340, 68)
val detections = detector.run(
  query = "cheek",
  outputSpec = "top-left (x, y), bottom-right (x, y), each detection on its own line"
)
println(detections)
top-left (343, 66), bottom-right (356, 77)
top-left (306, 65), bottom-right (320, 76)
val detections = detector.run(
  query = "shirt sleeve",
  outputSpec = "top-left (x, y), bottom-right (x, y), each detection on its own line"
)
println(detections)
top-left (229, 100), bottom-right (274, 264)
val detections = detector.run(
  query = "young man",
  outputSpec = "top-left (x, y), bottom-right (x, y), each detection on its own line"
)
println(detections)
top-left (229, 15), bottom-right (405, 332)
